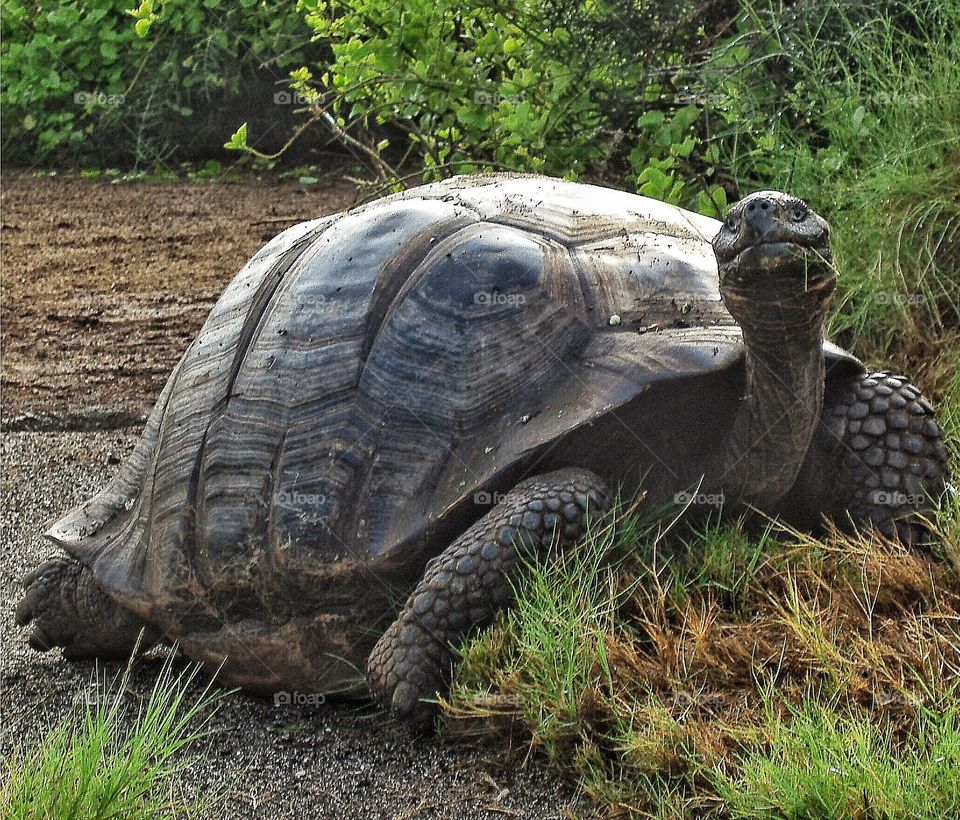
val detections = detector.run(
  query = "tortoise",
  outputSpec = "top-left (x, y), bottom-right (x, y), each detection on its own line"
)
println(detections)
top-left (17, 174), bottom-right (950, 727)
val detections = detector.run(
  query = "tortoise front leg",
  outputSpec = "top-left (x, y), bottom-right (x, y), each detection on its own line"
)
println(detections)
top-left (366, 468), bottom-right (609, 728)
top-left (778, 371), bottom-right (949, 544)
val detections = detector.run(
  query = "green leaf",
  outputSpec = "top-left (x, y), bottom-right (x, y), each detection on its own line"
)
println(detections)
top-left (852, 105), bottom-right (866, 131)
top-left (224, 122), bottom-right (248, 150)
top-left (637, 110), bottom-right (665, 129)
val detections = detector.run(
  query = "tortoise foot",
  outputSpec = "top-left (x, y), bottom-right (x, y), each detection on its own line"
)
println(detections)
top-left (16, 557), bottom-right (159, 659)
top-left (803, 372), bottom-right (950, 544)
top-left (366, 468), bottom-right (609, 729)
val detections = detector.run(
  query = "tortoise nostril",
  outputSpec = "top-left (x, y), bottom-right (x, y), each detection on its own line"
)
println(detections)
top-left (744, 197), bottom-right (775, 234)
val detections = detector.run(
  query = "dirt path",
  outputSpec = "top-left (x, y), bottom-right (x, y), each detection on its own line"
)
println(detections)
top-left (1, 172), bottom-right (359, 424)
top-left (0, 173), bottom-right (586, 818)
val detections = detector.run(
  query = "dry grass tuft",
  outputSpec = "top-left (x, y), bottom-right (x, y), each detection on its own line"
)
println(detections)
top-left (448, 500), bottom-right (960, 815)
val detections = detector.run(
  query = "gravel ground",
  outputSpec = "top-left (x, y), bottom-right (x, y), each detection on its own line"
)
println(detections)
top-left (0, 429), bottom-right (587, 818)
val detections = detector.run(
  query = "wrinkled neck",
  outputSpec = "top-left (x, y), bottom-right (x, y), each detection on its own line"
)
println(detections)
top-left (718, 290), bottom-right (827, 508)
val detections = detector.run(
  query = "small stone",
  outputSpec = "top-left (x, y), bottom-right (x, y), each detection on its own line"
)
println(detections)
top-left (888, 411), bottom-right (909, 430)
top-left (862, 416), bottom-right (886, 436)
top-left (848, 402), bottom-right (869, 419)
top-left (864, 446), bottom-right (885, 467)
top-left (520, 511), bottom-right (541, 531)
top-left (902, 434), bottom-right (924, 454)
top-left (412, 593), bottom-right (432, 615)
top-left (880, 469), bottom-right (900, 489)
top-left (870, 396), bottom-right (889, 414)
top-left (887, 450), bottom-right (909, 470)
top-left (497, 526), bottom-right (517, 545)
top-left (513, 529), bottom-right (539, 551)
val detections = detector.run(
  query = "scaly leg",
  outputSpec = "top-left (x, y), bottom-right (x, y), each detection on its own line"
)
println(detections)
top-left (366, 468), bottom-right (609, 728)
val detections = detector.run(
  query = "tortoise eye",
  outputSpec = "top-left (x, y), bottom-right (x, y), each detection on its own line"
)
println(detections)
top-left (790, 205), bottom-right (808, 222)
top-left (725, 214), bottom-right (739, 231)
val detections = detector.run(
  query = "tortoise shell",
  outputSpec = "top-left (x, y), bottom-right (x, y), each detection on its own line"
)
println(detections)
top-left (47, 174), bottom-right (859, 656)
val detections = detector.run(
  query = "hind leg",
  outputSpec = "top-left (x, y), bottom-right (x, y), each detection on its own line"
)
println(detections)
top-left (778, 371), bottom-right (949, 544)
top-left (16, 557), bottom-right (161, 659)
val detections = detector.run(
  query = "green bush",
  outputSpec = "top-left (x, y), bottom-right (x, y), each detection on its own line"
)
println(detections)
top-left (701, 0), bottom-right (960, 367)
top-left (293, 0), bottom-right (731, 212)
top-left (1, 0), bottom-right (317, 166)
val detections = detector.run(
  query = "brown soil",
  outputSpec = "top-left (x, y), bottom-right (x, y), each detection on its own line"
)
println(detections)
top-left (1, 171), bottom-right (360, 424)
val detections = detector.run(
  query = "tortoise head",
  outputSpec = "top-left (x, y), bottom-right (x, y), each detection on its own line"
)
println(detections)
top-left (712, 191), bottom-right (836, 330)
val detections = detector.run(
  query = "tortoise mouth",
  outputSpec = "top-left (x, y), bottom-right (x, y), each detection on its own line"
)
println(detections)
top-left (723, 239), bottom-right (835, 290)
